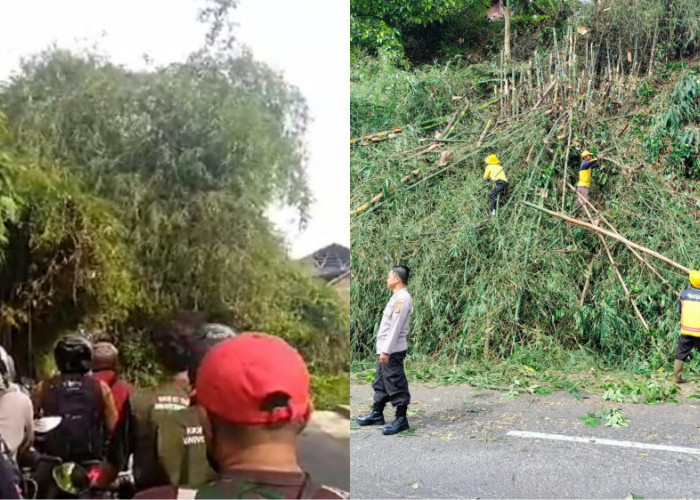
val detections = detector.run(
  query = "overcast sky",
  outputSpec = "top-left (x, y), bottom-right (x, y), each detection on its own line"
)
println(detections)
top-left (0, 0), bottom-right (349, 259)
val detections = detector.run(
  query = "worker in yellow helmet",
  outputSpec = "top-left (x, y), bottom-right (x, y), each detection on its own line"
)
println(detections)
top-left (483, 154), bottom-right (508, 216)
top-left (674, 270), bottom-right (700, 383)
top-left (574, 150), bottom-right (605, 208)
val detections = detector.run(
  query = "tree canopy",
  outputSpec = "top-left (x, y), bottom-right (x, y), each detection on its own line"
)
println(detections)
top-left (0, 46), bottom-right (347, 381)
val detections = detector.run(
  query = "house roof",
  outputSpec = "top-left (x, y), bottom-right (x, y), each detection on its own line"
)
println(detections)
top-left (300, 243), bottom-right (350, 280)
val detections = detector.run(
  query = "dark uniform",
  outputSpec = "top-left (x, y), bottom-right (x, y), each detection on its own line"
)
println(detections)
top-left (106, 379), bottom-right (213, 494)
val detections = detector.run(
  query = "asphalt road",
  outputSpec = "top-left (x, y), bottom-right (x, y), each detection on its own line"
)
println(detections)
top-left (350, 381), bottom-right (700, 499)
top-left (299, 412), bottom-right (350, 491)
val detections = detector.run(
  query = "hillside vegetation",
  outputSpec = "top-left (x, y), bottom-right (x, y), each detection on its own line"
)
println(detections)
top-left (350, 0), bottom-right (700, 380)
top-left (0, 2), bottom-right (348, 407)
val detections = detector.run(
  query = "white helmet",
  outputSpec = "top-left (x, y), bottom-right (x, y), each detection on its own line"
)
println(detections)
top-left (0, 346), bottom-right (15, 387)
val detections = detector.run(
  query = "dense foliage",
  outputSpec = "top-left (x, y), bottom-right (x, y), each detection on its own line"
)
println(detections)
top-left (351, 0), bottom-right (700, 67)
top-left (0, 47), bottom-right (348, 385)
top-left (350, 0), bottom-right (700, 375)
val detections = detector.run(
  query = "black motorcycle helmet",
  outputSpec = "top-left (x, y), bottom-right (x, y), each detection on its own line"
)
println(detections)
top-left (153, 312), bottom-right (236, 381)
top-left (188, 323), bottom-right (237, 385)
top-left (54, 335), bottom-right (93, 375)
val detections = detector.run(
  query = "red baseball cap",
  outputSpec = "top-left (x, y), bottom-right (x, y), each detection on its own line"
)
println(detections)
top-left (195, 332), bottom-right (312, 425)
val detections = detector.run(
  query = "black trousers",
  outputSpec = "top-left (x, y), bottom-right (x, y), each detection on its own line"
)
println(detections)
top-left (373, 350), bottom-right (410, 407)
top-left (490, 180), bottom-right (508, 211)
top-left (676, 334), bottom-right (700, 361)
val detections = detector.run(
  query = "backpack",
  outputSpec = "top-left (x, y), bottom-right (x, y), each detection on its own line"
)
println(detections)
top-left (40, 374), bottom-right (105, 462)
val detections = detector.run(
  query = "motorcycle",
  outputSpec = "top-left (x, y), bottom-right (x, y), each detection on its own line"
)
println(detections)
top-left (20, 417), bottom-right (113, 499)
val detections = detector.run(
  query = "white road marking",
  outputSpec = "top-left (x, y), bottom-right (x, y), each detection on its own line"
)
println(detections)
top-left (507, 430), bottom-right (700, 455)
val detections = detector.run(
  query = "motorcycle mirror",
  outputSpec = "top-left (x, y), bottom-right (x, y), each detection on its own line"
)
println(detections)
top-left (52, 462), bottom-right (90, 495)
top-left (33, 416), bottom-right (62, 434)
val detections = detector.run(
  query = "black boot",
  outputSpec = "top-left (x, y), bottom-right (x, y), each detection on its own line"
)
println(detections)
top-left (357, 402), bottom-right (386, 426)
top-left (382, 405), bottom-right (409, 435)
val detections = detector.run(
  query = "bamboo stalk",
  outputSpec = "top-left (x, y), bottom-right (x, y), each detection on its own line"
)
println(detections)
top-left (648, 23), bottom-right (659, 76)
top-left (476, 119), bottom-right (493, 148)
top-left (561, 108), bottom-right (573, 212)
top-left (438, 101), bottom-right (471, 141)
top-left (554, 248), bottom-right (593, 254)
top-left (403, 143), bottom-right (441, 161)
top-left (526, 144), bottom-right (535, 163)
top-left (399, 144), bottom-right (436, 155)
top-left (515, 179), bottom-right (549, 323)
top-left (566, 182), bottom-right (676, 294)
top-left (500, 49), bottom-right (505, 116)
top-left (579, 255), bottom-right (596, 307)
top-left (581, 205), bottom-right (649, 331)
top-left (351, 127), bottom-right (402, 145)
top-left (535, 51), bottom-right (543, 96)
top-left (402, 102), bottom-right (471, 161)
top-left (519, 201), bottom-right (691, 273)
top-left (511, 66), bottom-right (517, 116)
top-left (533, 79), bottom-right (557, 110)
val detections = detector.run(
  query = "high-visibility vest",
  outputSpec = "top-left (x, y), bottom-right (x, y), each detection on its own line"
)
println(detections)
top-left (680, 287), bottom-right (700, 337)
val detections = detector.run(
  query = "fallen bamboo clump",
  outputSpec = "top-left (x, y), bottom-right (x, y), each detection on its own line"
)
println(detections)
top-left (519, 200), bottom-right (691, 274)
top-left (579, 203), bottom-right (649, 331)
top-left (566, 182), bottom-right (678, 296)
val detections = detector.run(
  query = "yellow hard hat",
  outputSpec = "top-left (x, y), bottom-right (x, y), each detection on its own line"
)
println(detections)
top-left (485, 154), bottom-right (500, 165)
top-left (581, 150), bottom-right (593, 158)
top-left (690, 270), bottom-right (700, 288)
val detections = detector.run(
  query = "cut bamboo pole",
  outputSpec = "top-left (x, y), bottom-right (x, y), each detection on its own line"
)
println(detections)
top-left (526, 144), bottom-right (535, 163)
top-left (519, 201), bottom-right (692, 274)
top-left (565, 182), bottom-right (677, 295)
top-left (438, 101), bottom-right (471, 140)
top-left (403, 143), bottom-right (441, 162)
top-left (351, 126), bottom-right (402, 145)
top-left (402, 102), bottom-right (470, 162)
top-left (476, 119), bottom-right (493, 148)
top-left (533, 79), bottom-right (557, 110)
top-left (581, 204), bottom-right (649, 331)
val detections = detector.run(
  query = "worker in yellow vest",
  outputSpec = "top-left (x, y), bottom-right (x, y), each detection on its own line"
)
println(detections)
top-left (674, 270), bottom-right (700, 383)
top-left (574, 150), bottom-right (605, 208)
top-left (483, 154), bottom-right (508, 216)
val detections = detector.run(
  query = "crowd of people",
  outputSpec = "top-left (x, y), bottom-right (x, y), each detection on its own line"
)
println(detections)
top-left (0, 313), bottom-right (349, 499)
